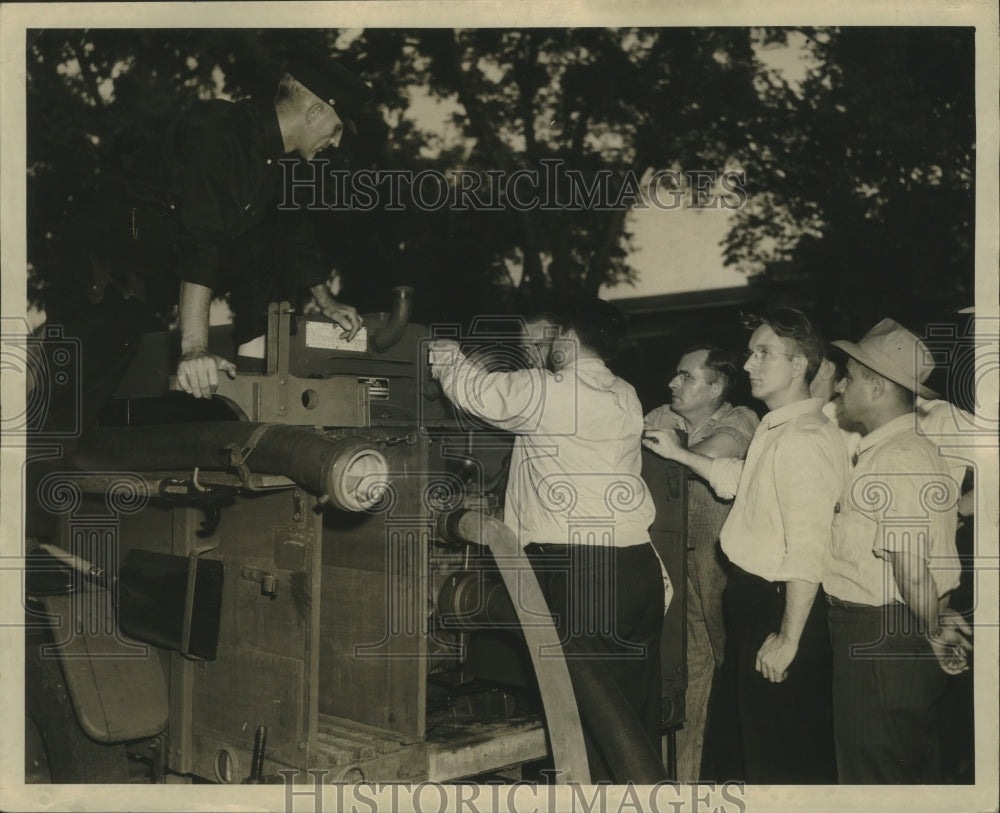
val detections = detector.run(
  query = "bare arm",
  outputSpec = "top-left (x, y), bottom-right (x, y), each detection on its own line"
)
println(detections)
top-left (756, 579), bottom-right (819, 682)
top-left (641, 429), bottom-right (715, 480)
top-left (642, 428), bottom-right (743, 498)
top-left (889, 551), bottom-right (971, 674)
top-left (310, 282), bottom-right (361, 341)
top-left (177, 281), bottom-right (235, 399)
top-left (690, 431), bottom-right (743, 460)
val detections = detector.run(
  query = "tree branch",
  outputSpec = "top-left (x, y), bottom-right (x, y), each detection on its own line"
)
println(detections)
top-left (70, 37), bottom-right (106, 109)
top-left (444, 31), bottom-right (545, 299)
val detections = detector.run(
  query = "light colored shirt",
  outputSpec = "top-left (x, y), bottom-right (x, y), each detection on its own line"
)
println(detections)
top-left (644, 401), bottom-right (759, 454)
top-left (821, 398), bottom-right (861, 460)
top-left (823, 413), bottom-right (961, 606)
top-left (711, 398), bottom-right (849, 583)
top-left (645, 402), bottom-right (759, 550)
top-left (433, 350), bottom-right (656, 549)
top-left (915, 397), bottom-right (982, 488)
top-left (821, 396), bottom-right (979, 490)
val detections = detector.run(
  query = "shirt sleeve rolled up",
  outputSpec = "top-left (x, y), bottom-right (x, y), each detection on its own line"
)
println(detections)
top-left (708, 457), bottom-right (744, 501)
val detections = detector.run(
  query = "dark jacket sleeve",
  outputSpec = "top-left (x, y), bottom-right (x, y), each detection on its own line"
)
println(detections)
top-left (170, 120), bottom-right (244, 291)
top-left (276, 206), bottom-right (329, 290)
top-left (167, 106), bottom-right (327, 295)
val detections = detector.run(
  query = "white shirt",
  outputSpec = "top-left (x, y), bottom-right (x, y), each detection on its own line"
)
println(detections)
top-left (710, 398), bottom-right (849, 583)
top-left (433, 349), bottom-right (656, 549)
top-left (915, 397), bottom-right (982, 489)
top-left (823, 413), bottom-right (961, 605)
top-left (821, 398), bottom-right (861, 460)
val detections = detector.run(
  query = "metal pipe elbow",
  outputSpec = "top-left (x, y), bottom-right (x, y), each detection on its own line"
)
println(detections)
top-left (370, 286), bottom-right (414, 353)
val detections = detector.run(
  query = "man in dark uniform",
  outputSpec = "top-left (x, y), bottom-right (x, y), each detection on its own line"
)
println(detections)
top-left (27, 39), bottom-right (372, 539)
top-left (38, 38), bottom-right (372, 434)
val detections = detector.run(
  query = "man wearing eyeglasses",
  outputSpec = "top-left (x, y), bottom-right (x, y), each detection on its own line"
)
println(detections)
top-left (644, 307), bottom-right (848, 783)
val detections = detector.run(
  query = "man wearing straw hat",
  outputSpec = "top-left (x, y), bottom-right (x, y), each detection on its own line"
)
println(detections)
top-left (824, 317), bottom-right (972, 783)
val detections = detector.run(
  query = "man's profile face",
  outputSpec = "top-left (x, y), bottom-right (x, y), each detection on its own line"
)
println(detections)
top-left (743, 324), bottom-right (798, 405)
top-left (834, 358), bottom-right (869, 434)
top-left (669, 349), bottom-right (718, 418)
top-left (299, 103), bottom-right (345, 160)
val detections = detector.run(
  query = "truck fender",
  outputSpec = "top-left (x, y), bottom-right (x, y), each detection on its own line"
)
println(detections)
top-left (39, 591), bottom-right (168, 744)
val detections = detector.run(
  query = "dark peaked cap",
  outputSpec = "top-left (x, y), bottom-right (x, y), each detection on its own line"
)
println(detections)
top-left (285, 38), bottom-right (373, 134)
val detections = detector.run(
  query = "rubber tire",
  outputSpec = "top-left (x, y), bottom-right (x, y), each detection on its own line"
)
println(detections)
top-left (25, 635), bottom-right (130, 783)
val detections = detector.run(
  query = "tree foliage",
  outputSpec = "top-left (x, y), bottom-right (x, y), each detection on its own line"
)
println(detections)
top-left (25, 27), bottom-right (761, 325)
top-left (724, 27), bottom-right (975, 336)
top-left (305, 27), bottom-right (763, 323)
top-left (26, 28), bottom-right (292, 316)
top-left (24, 27), bottom-right (975, 334)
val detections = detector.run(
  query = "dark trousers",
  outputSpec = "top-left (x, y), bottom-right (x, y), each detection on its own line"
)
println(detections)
top-left (524, 542), bottom-right (664, 783)
top-left (828, 602), bottom-right (948, 783)
top-left (701, 664), bottom-right (742, 781)
top-left (939, 517), bottom-right (975, 783)
top-left (717, 566), bottom-right (837, 784)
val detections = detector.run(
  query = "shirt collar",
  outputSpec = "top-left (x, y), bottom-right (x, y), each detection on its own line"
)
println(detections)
top-left (762, 397), bottom-right (824, 430)
top-left (243, 98), bottom-right (286, 162)
top-left (856, 412), bottom-right (914, 458)
top-left (686, 401), bottom-right (734, 440)
top-left (569, 356), bottom-right (614, 384)
top-left (708, 401), bottom-right (734, 422)
top-left (574, 356), bottom-right (608, 371)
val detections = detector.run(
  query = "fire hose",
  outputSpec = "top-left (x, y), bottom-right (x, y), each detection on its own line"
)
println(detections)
top-left (69, 423), bottom-right (388, 513)
top-left (437, 509), bottom-right (668, 785)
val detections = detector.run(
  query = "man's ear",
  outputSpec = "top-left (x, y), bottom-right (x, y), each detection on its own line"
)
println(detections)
top-left (789, 353), bottom-right (808, 383)
top-left (816, 358), bottom-right (835, 383)
top-left (305, 102), bottom-right (325, 124)
top-left (869, 372), bottom-right (886, 401)
top-left (708, 376), bottom-right (725, 400)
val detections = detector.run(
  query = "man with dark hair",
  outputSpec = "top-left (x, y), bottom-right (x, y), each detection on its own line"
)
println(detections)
top-left (644, 306), bottom-right (847, 783)
top-left (429, 300), bottom-right (665, 782)
top-left (825, 318), bottom-right (970, 783)
top-left (643, 345), bottom-right (758, 781)
top-left (811, 346), bottom-right (862, 450)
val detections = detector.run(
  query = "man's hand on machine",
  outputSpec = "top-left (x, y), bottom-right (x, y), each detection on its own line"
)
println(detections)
top-left (177, 350), bottom-right (237, 399)
top-left (310, 284), bottom-right (362, 341)
top-left (318, 301), bottom-right (362, 341)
